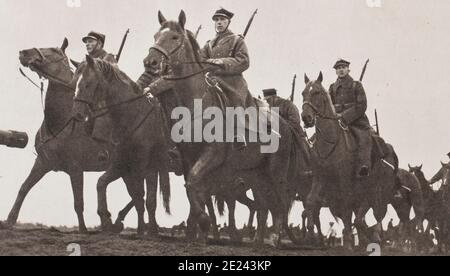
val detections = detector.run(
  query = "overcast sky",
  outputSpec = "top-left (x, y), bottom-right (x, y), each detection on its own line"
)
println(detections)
top-left (1, 0), bottom-right (449, 232)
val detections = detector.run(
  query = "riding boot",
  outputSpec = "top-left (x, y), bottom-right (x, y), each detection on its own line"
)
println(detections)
top-left (354, 128), bottom-right (372, 177)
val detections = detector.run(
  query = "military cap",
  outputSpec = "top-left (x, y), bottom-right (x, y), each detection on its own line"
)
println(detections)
top-left (82, 31), bottom-right (106, 45)
top-left (212, 8), bottom-right (234, 20)
top-left (263, 88), bottom-right (277, 97)
top-left (333, 59), bottom-right (351, 69)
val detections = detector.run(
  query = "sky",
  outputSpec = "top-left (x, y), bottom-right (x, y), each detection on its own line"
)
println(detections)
top-left (1, 0), bottom-right (450, 233)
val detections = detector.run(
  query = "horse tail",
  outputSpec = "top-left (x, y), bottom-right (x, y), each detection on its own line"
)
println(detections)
top-left (158, 166), bottom-right (171, 215)
top-left (215, 196), bottom-right (226, 217)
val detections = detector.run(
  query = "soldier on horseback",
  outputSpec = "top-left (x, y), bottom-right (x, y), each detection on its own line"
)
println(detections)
top-left (329, 59), bottom-right (372, 177)
top-left (82, 31), bottom-right (117, 161)
top-left (200, 8), bottom-right (253, 108)
top-left (83, 31), bottom-right (117, 64)
top-left (263, 88), bottom-right (311, 175)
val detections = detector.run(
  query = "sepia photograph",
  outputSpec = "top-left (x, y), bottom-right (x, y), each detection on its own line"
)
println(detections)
top-left (0, 0), bottom-right (449, 259)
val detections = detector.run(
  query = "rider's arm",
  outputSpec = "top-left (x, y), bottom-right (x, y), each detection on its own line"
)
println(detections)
top-left (215, 37), bottom-right (250, 75)
top-left (341, 82), bottom-right (367, 125)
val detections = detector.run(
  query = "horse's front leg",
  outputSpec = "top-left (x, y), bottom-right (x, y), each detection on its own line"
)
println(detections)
top-left (186, 144), bottom-right (226, 238)
top-left (97, 168), bottom-right (121, 232)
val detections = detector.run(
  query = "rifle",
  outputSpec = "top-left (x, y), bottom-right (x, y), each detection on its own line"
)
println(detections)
top-left (229, 9), bottom-right (258, 57)
top-left (116, 29), bottom-right (130, 62)
top-left (359, 59), bottom-right (370, 82)
top-left (194, 25), bottom-right (202, 40)
top-left (290, 74), bottom-right (297, 102)
top-left (243, 9), bottom-right (258, 37)
top-left (375, 109), bottom-right (380, 135)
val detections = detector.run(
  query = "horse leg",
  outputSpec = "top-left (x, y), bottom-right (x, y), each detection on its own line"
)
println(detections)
top-left (226, 198), bottom-right (242, 243)
top-left (354, 202), bottom-right (371, 248)
top-left (113, 200), bottom-right (134, 233)
top-left (255, 208), bottom-right (269, 246)
top-left (7, 157), bottom-right (50, 226)
top-left (205, 196), bottom-right (219, 241)
top-left (97, 169), bottom-right (121, 232)
top-left (69, 171), bottom-right (88, 234)
top-left (122, 175), bottom-right (146, 236)
top-left (145, 171), bottom-right (159, 236)
top-left (237, 194), bottom-right (256, 239)
top-left (314, 207), bottom-right (324, 246)
top-left (185, 145), bottom-right (225, 237)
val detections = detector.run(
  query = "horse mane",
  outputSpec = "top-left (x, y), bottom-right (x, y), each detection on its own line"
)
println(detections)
top-left (313, 81), bottom-right (337, 115)
top-left (78, 59), bottom-right (141, 94)
top-left (160, 21), bottom-right (204, 66)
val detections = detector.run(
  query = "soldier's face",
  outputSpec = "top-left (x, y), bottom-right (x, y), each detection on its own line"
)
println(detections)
top-left (215, 17), bottom-right (230, 33)
top-left (336, 66), bottom-right (350, 78)
top-left (85, 38), bottom-right (100, 54)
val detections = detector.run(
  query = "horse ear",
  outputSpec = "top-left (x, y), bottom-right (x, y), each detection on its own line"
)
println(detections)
top-left (317, 72), bottom-right (323, 83)
top-left (86, 55), bottom-right (95, 67)
top-left (408, 164), bottom-right (412, 170)
top-left (304, 74), bottom-right (310, 84)
top-left (70, 59), bottom-right (80, 69)
top-left (419, 164), bottom-right (423, 170)
top-left (158, 11), bottom-right (167, 25)
top-left (61, 38), bottom-right (69, 53)
top-left (441, 161), bottom-right (446, 167)
top-left (179, 10), bottom-right (186, 29)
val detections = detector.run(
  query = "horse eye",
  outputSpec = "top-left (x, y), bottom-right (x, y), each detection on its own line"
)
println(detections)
top-left (172, 35), bottom-right (179, 40)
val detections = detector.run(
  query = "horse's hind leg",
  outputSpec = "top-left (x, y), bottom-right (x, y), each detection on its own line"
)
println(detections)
top-left (7, 157), bottom-right (50, 226)
top-left (237, 194), bottom-right (256, 239)
top-left (69, 170), bottom-right (88, 233)
top-left (145, 171), bottom-right (159, 236)
top-left (226, 198), bottom-right (243, 243)
top-left (205, 196), bottom-right (219, 240)
top-left (123, 175), bottom-right (146, 236)
top-left (97, 169), bottom-right (121, 232)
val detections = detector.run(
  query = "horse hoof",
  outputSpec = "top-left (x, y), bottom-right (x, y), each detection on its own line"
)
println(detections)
top-left (111, 222), bottom-right (124, 234)
top-left (198, 214), bottom-right (211, 233)
top-left (79, 227), bottom-right (89, 234)
top-left (0, 221), bottom-right (13, 230)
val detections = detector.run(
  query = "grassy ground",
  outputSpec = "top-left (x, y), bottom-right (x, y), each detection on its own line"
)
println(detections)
top-left (0, 223), bottom-right (443, 256)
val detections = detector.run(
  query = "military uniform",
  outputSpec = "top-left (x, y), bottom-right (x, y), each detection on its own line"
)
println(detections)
top-left (263, 89), bottom-right (311, 175)
top-left (329, 59), bottom-right (372, 176)
top-left (82, 31), bottom-right (117, 161)
top-left (200, 9), bottom-right (252, 108)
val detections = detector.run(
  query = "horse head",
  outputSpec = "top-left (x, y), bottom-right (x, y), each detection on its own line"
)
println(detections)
top-left (19, 38), bottom-right (73, 84)
top-left (440, 161), bottom-right (450, 187)
top-left (72, 55), bottom-right (108, 122)
top-left (301, 72), bottom-right (333, 128)
top-left (144, 10), bottom-right (201, 77)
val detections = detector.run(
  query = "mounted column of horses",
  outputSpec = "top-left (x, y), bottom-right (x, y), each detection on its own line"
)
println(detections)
top-left (3, 10), bottom-right (450, 252)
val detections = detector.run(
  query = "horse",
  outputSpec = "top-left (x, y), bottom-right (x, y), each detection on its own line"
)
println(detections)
top-left (8, 38), bottom-right (170, 235)
top-left (300, 73), bottom-right (409, 248)
top-left (72, 55), bottom-right (174, 235)
top-left (142, 10), bottom-right (296, 247)
top-left (426, 162), bottom-right (450, 252)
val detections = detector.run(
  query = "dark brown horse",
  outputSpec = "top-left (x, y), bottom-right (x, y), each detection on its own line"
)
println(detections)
top-left (72, 55), bottom-right (172, 235)
top-left (7, 39), bottom-right (170, 234)
top-left (426, 162), bottom-right (450, 251)
top-left (301, 73), bottom-right (411, 248)
top-left (142, 10), bottom-right (295, 246)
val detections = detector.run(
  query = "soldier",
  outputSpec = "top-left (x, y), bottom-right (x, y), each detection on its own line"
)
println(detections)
top-left (82, 31), bottom-right (117, 64)
top-left (82, 31), bottom-right (117, 161)
top-left (329, 59), bottom-right (372, 177)
top-left (263, 89), bottom-right (311, 175)
top-left (200, 8), bottom-right (253, 108)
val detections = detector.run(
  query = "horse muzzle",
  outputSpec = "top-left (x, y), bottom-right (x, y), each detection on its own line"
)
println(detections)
top-left (302, 114), bottom-right (315, 128)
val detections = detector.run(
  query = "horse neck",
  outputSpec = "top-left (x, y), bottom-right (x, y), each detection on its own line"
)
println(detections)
top-left (315, 96), bottom-right (340, 146)
top-left (106, 80), bottom-right (145, 131)
top-left (44, 80), bottom-right (74, 130)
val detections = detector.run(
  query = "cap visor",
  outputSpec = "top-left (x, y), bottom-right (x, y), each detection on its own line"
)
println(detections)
top-left (82, 36), bottom-right (98, 43)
